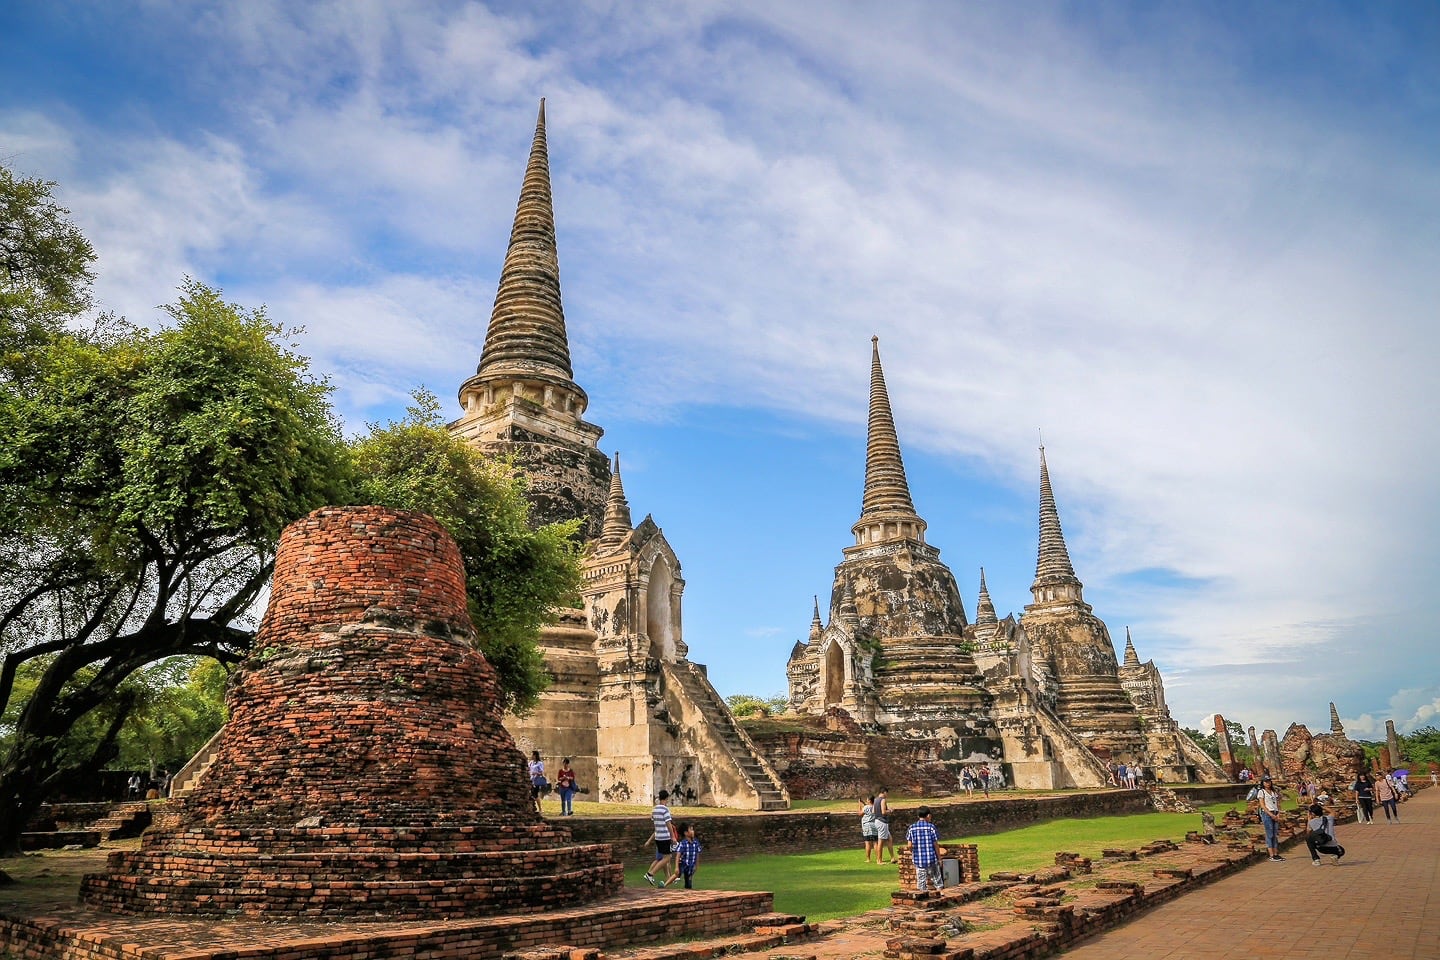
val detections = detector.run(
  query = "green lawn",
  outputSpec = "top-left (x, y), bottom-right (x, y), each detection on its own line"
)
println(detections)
top-left (624, 801), bottom-right (1251, 921)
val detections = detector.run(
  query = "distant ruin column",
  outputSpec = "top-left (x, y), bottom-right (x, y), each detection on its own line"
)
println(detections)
top-left (1261, 730), bottom-right (1283, 780)
top-left (1213, 714), bottom-right (1239, 780)
top-left (1248, 726), bottom-right (1264, 777)
top-left (1329, 702), bottom-right (1345, 736)
top-left (1380, 747), bottom-right (1392, 771)
top-left (1386, 720), bottom-right (1402, 768)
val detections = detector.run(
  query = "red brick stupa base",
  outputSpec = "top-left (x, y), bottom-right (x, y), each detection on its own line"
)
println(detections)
top-left (82, 507), bottom-right (623, 919)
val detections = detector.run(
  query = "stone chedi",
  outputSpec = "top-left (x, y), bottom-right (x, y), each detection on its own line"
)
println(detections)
top-left (449, 102), bottom-right (787, 810)
top-left (451, 100), bottom-right (610, 541)
top-left (786, 338), bottom-right (999, 760)
top-left (1018, 447), bottom-right (1148, 759)
top-left (784, 347), bottom-right (1227, 789)
top-left (82, 506), bottom-right (622, 918)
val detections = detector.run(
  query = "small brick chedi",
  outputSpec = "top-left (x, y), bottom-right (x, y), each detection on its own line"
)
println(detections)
top-left (81, 506), bottom-right (622, 918)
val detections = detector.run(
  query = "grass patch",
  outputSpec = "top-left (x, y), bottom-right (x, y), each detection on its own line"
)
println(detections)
top-left (623, 801), bottom-right (1249, 921)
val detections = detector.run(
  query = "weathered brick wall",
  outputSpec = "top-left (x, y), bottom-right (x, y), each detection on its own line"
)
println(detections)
top-left (566, 788), bottom-right (1242, 858)
top-left (0, 891), bottom-right (773, 960)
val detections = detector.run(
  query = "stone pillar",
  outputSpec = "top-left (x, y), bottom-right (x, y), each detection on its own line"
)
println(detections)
top-left (1380, 747), bottom-right (1392, 771)
top-left (1247, 726), bottom-right (1263, 777)
top-left (1213, 715), bottom-right (1239, 780)
top-left (1261, 730), bottom-right (1283, 781)
top-left (1386, 720), bottom-right (1402, 768)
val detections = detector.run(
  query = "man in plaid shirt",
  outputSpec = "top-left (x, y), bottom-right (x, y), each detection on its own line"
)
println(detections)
top-left (905, 807), bottom-right (942, 892)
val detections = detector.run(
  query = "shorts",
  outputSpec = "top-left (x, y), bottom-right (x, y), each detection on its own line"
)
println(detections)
top-left (862, 831), bottom-right (877, 842)
top-left (653, 838), bottom-right (673, 857)
top-left (875, 820), bottom-right (891, 841)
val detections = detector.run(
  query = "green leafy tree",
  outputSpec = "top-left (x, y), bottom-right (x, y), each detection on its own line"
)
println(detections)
top-left (349, 390), bottom-right (582, 714)
top-left (1180, 725), bottom-right (1216, 761)
top-left (1399, 726), bottom-right (1439, 767)
top-left (0, 166), bottom-right (95, 356)
top-left (725, 693), bottom-right (790, 718)
top-left (110, 657), bottom-right (228, 777)
top-left (0, 228), bottom-right (351, 854)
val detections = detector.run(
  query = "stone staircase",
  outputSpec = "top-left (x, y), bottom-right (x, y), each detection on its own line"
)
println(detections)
top-left (1027, 701), bottom-right (1117, 788)
top-left (88, 801), bottom-right (152, 840)
top-left (664, 661), bottom-right (790, 811)
top-left (167, 725), bottom-right (226, 798)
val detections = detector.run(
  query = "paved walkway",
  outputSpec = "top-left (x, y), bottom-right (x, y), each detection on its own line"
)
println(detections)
top-left (1060, 787), bottom-right (1439, 960)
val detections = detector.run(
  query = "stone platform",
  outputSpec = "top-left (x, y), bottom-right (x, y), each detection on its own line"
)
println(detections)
top-left (0, 887), bottom-right (772, 959)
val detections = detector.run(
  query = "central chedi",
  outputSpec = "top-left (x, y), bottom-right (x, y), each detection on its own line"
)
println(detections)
top-left (786, 338), bottom-right (998, 759)
top-left (82, 506), bottom-right (622, 919)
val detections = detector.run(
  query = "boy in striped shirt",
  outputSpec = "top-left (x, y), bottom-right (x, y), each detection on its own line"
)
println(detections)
top-left (643, 790), bottom-right (676, 887)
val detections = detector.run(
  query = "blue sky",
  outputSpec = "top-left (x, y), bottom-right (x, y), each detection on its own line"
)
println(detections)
top-left (4, 1), bottom-right (1438, 740)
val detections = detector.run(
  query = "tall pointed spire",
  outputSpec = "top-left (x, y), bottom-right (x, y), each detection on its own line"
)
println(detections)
top-left (475, 98), bottom-right (575, 384)
top-left (597, 452), bottom-right (632, 550)
top-left (1030, 445), bottom-right (1083, 605)
top-left (809, 596), bottom-right (823, 641)
top-left (1122, 626), bottom-right (1140, 667)
top-left (1330, 702), bottom-right (1345, 736)
top-left (974, 568), bottom-right (998, 629)
top-left (851, 337), bottom-right (926, 546)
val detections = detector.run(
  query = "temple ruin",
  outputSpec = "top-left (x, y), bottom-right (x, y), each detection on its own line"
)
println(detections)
top-left (1276, 703), bottom-right (1368, 789)
top-left (781, 342), bottom-right (1227, 790)
top-left (82, 507), bottom-right (624, 918)
top-left (448, 101), bottom-right (787, 810)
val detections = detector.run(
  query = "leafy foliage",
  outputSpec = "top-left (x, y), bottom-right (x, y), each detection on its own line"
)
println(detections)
top-left (1400, 726), bottom-right (1440, 767)
top-left (0, 192), bottom-right (351, 852)
top-left (349, 390), bottom-right (582, 714)
top-left (109, 657), bottom-right (228, 775)
top-left (0, 166), bottom-right (95, 357)
top-left (725, 693), bottom-right (790, 718)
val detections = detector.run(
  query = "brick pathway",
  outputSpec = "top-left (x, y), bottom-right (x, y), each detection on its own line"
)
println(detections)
top-left (1060, 787), bottom-right (1439, 960)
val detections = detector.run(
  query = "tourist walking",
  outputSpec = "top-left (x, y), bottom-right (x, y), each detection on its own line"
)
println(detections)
top-left (1257, 775), bottom-right (1285, 861)
top-left (127, 773), bottom-right (141, 799)
top-left (528, 750), bottom-right (547, 813)
top-left (673, 822), bottom-right (702, 888)
top-left (643, 789), bottom-right (677, 887)
top-left (874, 788), bottom-right (894, 863)
top-left (1351, 772), bottom-right (1375, 824)
top-left (859, 795), bottom-right (879, 862)
top-left (977, 763), bottom-right (992, 798)
top-left (1374, 771), bottom-right (1400, 822)
top-left (905, 806), bottom-right (942, 892)
top-left (556, 757), bottom-right (578, 816)
top-left (960, 767), bottom-right (975, 797)
top-left (1305, 802), bottom-right (1345, 866)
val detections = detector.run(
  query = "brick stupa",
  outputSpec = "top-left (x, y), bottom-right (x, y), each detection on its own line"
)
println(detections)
top-left (82, 506), bottom-right (623, 919)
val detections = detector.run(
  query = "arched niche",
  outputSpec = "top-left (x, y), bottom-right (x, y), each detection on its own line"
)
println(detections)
top-left (646, 555), bottom-right (677, 661)
top-left (823, 639), bottom-right (846, 707)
